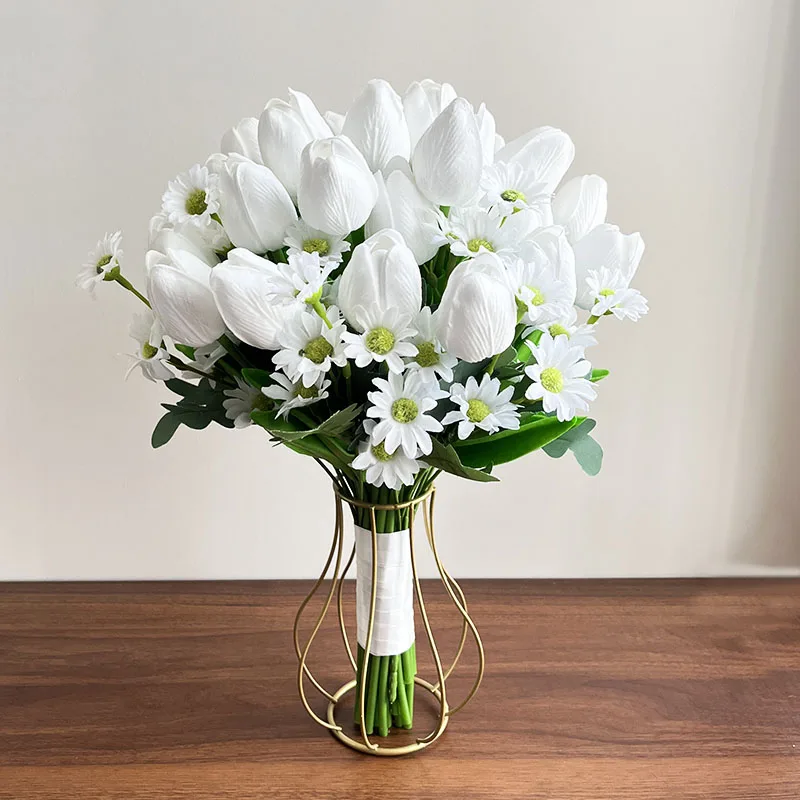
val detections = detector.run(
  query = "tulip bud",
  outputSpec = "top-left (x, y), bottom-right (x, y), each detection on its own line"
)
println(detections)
top-left (343, 79), bottom-right (411, 172)
top-left (148, 213), bottom-right (219, 268)
top-left (210, 249), bottom-right (299, 349)
top-left (552, 174), bottom-right (608, 244)
top-left (297, 136), bottom-right (378, 237)
top-left (258, 89), bottom-right (332, 199)
top-left (365, 169), bottom-right (440, 265)
top-left (220, 117), bottom-right (263, 164)
top-left (147, 249), bottom-right (226, 347)
top-left (411, 98), bottom-right (483, 206)
top-left (337, 229), bottom-right (422, 331)
top-left (434, 253), bottom-right (516, 362)
top-left (495, 126), bottom-right (575, 195)
top-left (212, 154), bottom-right (297, 253)
top-left (403, 79), bottom-right (458, 148)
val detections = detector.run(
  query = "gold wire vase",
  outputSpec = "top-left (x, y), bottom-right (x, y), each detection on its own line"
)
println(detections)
top-left (293, 484), bottom-right (485, 756)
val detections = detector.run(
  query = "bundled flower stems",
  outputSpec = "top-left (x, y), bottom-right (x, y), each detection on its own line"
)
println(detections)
top-left (80, 79), bottom-right (648, 736)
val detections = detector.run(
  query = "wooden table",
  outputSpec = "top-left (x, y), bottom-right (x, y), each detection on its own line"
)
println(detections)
top-left (0, 580), bottom-right (798, 799)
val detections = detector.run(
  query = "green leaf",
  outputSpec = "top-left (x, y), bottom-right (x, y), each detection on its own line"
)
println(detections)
top-left (252, 404), bottom-right (360, 443)
top-left (241, 368), bottom-right (274, 389)
top-left (571, 434), bottom-right (603, 476)
top-left (160, 404), bottom-right (213, 430)
top-left (542, 419), bottom-right (595, 458)
top-left (590, 369), bottom-right (610, 383)
top-left (454, 414), bottom-right (582, 468)
top-left (424, 438), bottom-right (499, 482)
top-left (164, 378), bottom-right (216, 402)
top-left (174, 344), bottom-right (196, 360)
top-left (151, 413), bottom-right (182, 448)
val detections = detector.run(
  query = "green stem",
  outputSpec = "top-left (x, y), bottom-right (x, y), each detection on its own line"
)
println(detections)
top-left (485, 352), bottom-right (501, 376)
top-left (310, 299), bottom-right (332, 329)
top-left (114, 275), bottom-right (151, 307)
top-left (587, 314), bottom-right (600, 325)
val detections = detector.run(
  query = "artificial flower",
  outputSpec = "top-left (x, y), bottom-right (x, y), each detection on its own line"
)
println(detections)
top-left (352, 420), bottom-right (422, 489)
top-left (533, 307), bottom-right (598, 350)
top-left (342, 78), bottom-right (411, 172)
top-left (480, 160), bottom-right (552, 220)
top-left (161, 164), bottom-right (219, 229)
top-left (336, 229), bottom-right (422, 330)
top-left (440, 205), bottom-right (534, 262)
top-left (475, 103), bottom-right (497, 167)
top-left (366, 370), bottom-right (446, 457)
top-left (552, 174), bottom-right (608, 245)
top-left (586, 267), bottom-right (649, 321)
top-left (517, 226), bottom-right (577, 305)
top-left (148, 214), bottom-right (220, 268)
top-left (342, 306), bottom-right (417, 374)
top-left (524, 333), bottom-right (596, 421)
top-left (402, 79), bottom-right (458, 148)
top-left (323, 110), bottom-right (345, 135)
top-left (495, 126), bottom-right (575, 195)
top-left (273, 306), bottom-right (348, 387)
top-left (262, 372), bottom-right (330, 419)
top-left (297, 136), bottom-right (378, 236)
top-left (406, 307), bottom-right (457, 383)
top-left (505, 255), bottom-right (574, 326)
top-left (265, 251), bottom-right (337, 310)
top-left (223, 377), bottom-right (270, 428)
top-left (76, 231), bottom-right (123, 293)
top-left (442, 374), bottom-right (520, 439)
top-left (175, 341), bottom-right (227, 378)
top-left (434, 253), bottom-right (516, 362)
top-left (283, 219), bottom-right (350, 265)
top-left (220, 117), bottom-right (263, 164)
top-left (411, 97), bottom-right (483, 206)
top-left (258, 88), bottom-right (332, 199)
top-left (125, 310), bottom-right (173, 382)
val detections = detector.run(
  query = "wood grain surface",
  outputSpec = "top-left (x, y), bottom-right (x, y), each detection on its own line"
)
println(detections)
top-left (0, 579), bottom-right (798, 799)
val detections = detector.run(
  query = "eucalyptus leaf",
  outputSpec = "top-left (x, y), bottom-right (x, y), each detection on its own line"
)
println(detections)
top-left (423, 438), bottom-right (499, 482)
top-left (571, 435), bottom-right (603, 475)
top-left (151, 413), bottom-right (182, 448)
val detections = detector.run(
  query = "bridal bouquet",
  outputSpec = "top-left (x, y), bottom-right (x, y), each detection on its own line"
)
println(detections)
top-left (80, 79), bottom-right (647, 739)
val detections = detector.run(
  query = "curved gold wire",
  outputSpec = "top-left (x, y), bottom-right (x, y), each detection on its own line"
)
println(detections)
top-left (336, 542), bottom-right (357, 672)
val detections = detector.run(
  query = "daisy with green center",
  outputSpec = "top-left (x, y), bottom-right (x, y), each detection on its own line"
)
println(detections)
top-left (124, 310), bottom-right (173, 382)
top-left (505, 256), bottom-right (574, 326)
top-left (442, 374), bottom-right (520, 440)
top-left (480, 161), bottom-right (552, 220)
top-left (283, 219), bottom-right (350, 266)
top-left (223, 377), bottom-right (272, 428)
top-left (351, 420), bottom-right (422, 489)
top-left (366, 370), bottom-right (447, 457)
top-left (261, 373), bottom-right (331, 419)
top-left (161, 164), bottom-right (219, 228)
top-left (533, 307), bottom-right (597, 350)
top-left (585, 267), bottom-right (649, 322)
top-left (76, 231), bottom-right (123, 293)
top-left (524, 332), bottom-right (596, 421)
top-left (435, 206), bottom-right (531, 262)
top-left (273, 306), bottom-right (348, 388)
top-left (406, 308), bottom-right (458, 382)
top-left (265, 251), bottom-right (337, 315)
top-left (342, 306), bottom-right (417, 374)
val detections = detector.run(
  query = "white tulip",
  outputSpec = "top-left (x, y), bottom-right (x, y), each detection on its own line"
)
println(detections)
top-left (297, 136), bottom-right (378, 236)
top-left (148, 214), bottom-right (219, 269)
top-left (572, 224), bottom-right (645, 309)
top-left (475, 103), bottom-right (497, 167)
top-left (343, 79), bottom-right (411, 172)
top-left (434, 253), bottom-right (516, 362)
top-left (324, 110), bottom-right (345, 135)
top-left (365, 168), bottom-right (440, 265)
top-left (411, 98), bottom-right (483, 207)
top-left (210, 249), bottom-right (298, 350)
top-left (403, 79), bottom-right (458, 148)
top-left (337, 229), bottom-right (422, 331)
top-left (552, 174), bottom-right (608, 244)
top-left (147, 249), bottom-right (225, 347)
top-left (220, 117), bottom-right (263, 164)
top-left (496, 126), bottom-right (575, 194)
top-left (518, 226), bottom-right (577, 305)
top-left (212, 154), bottom-right (297, 253)
top-left (258, 88), bottom-right (332, 199)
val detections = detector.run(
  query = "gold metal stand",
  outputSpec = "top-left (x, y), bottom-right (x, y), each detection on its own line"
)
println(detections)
top-left (293, 485), bottom-right (485, 756)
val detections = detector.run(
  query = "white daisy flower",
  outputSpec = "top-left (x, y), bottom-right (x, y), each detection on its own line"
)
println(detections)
top-left (342, 306), bottom-right (417, 374)
top-left (586, 267), bottom-right (649, 322)
top-left (442, 374), bottom-right (521, 440)
top-left (506, 256), bottom-right (574, 326)
top-left (436, 206), bottom-right (533, 262)
top-left (125, 310), bottom-right (173, 382)
top-left (352, 420), bottom-right (422, 489)
top-left (273, 306), bottom-right (348, 388)
top-left (76, 231), bottom-right (123, 293)
top-left (480, 161), bottom-right (552, 220)
top-left (261, 373), bottom-right (331, 419)
top-left (533, 307), bottom-right (597, 350)
top-left (266, 251), bottom-right (337, 309)
top-left (283, 219), bottom-right (350, 265)
top-left (524, 333), bottom-right (596, 421)
top-left (223, 377), bottom-right (271, 428)
top-left (366, 370), bottom-right (447, 458)
top-left (406, 307), bottom-right (458, 383)
top-left (161, 164), bottom-right (219, 228)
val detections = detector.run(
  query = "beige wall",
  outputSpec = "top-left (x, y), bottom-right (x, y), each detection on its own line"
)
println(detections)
top-left (1, 0), bottom-right (798, 579)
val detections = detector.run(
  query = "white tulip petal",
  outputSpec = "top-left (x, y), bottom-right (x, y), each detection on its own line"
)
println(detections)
top-left (324, 110), bottom-right (345, 135)
top-left (403, 79), bottom-right (458, 148)
top-left (475, 103), bottom-right (496, 166)
top-left (520, 226), bottom-right (577, 305)
top-left (496, 126), bottom-right (575, 194)
top-left (221, 117), bottom-right (263, 164)
top-left (288, 88), bottom-right (333, 140)
top-left (552, 175), bottom-right (608, 244)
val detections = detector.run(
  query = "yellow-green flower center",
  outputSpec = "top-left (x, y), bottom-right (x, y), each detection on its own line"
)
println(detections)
top-left (540, 367), bottom-right (564, 394)
top-left (295, 384), bottom-right (319, 400)
top-left (414, 341), bottom-right (440, 368)
top-left (599, 288), bottom-right (615, 297)
top-left (466, 398), bottom-right (491, 423)
top-left (467, 237), bottom-right (494, 253)
top-left (371, 441), bottom-right (393, 462)
top-left (95, 254), bottom-right (112, 274)
top-left (527, 286), bottom-right (545, 306)
top-left (303, 238), bottom-right (330, 256)
top-left (141, 342), bottom-right (158, 360)
top-left (303, 336), bottom-right (333, 364)
top-left (366, 326), bottom-right (395, 355)
top-left (252, 393), bottom-right (271, 412)
top-left (185, 188), bottom-right (208, 216)
top-left (501, 189), bottom-right (526, 203)
top-left (391, 397), bottom-right (418, 423)
top-left (548, 323), bottom-right (570, 338)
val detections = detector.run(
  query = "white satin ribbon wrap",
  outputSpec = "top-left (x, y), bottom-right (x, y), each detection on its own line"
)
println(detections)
top-left (354, 526), bottom-right (415, 656)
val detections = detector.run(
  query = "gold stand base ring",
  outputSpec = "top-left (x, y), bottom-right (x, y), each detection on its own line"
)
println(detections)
top-left (326, 677), bottom-right (450, 756)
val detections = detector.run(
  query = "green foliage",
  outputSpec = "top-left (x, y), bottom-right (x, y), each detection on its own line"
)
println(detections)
top-left (542, 418), bottom-right (604, 475)
top-left (252, 404), bottom-right (361, 443)
top-left (241, 368), bottom-right (274, 389)
top-left (590, 369), bottom-right (610, 383)
top-left (423, 438), bottom-right (499, 482)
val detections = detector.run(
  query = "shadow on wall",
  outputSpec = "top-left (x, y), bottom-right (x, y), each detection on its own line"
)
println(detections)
top-left (731, 1), bottom-right (800, 569)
